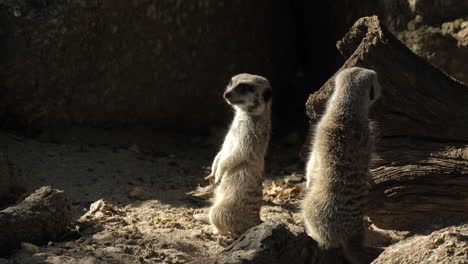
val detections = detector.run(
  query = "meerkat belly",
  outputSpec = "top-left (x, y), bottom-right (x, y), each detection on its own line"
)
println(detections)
top-left (214, 165), bottom-right (263, 206)
top-left (218, 134), bottom-right (237, 162)
top-left (210, 165), bottom-right (263, 234)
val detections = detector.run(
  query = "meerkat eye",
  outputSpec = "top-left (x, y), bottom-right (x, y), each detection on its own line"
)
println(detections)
top-left (235, 84), bottom-right (254, 94)
top-left (263, 89), bottom-right (272, 102)
top-left (369, 85), bottom-right (375, 101)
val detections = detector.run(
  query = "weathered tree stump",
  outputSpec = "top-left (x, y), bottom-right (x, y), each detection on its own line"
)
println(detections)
top-left (0, 186), bottom-right (72, 256)
top-left (305, 16), bottom-right (468, 231)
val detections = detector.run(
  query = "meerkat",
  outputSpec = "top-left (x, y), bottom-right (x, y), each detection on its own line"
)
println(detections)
top-left (194, 73), bottom-right (272, 236)
top-left (302, 67), bottom-right (382, 264)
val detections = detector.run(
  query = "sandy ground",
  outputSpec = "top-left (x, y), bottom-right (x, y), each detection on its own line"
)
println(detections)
top-left (0, 126), bottom-right (308, 264)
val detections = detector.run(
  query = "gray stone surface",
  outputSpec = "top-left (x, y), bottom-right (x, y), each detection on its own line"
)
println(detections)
top-left (372, 220), bottom-right (468, 264)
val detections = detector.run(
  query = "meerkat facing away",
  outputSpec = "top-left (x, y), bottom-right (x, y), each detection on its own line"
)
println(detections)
top-left (302, 67), bottom-right (382, 264)
top-left (195, 73), bottom-right (272, 236)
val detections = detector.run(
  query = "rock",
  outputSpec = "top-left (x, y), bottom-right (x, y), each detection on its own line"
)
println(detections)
top-left (79, 199), bottom-right (118, 221)
top-left (372, 220), bottom-right (468, 264)
top-left (396, 17), bottom-right (468, 85)
top-left (0, 186), bottom-right (72, 256)
top-left (192, 220), bottom-right (315, 264)
top-left (191, 220), bottom-right (375, 264)
top-left (405, 0), bottom-right (468, 25)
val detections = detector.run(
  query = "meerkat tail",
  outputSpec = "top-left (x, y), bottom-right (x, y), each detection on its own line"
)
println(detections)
top-left (193, 214), bottom-right (210, 224)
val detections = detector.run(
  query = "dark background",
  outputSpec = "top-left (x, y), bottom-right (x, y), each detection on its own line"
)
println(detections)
top-left (0, 0), bottom-right (467, 138)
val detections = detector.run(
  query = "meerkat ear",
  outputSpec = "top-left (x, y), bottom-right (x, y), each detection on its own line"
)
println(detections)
top-left (370, 78), bottom-right (382, 104)
top-left (263, 89), bottom-right (272, 102)
top-left (370, 85), bottom-right (375, 101)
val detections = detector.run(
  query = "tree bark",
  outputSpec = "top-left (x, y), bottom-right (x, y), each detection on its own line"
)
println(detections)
top-left (305, 16), bottom-right (468, 231)
top-left (0, 186), bottom-right (72, 256)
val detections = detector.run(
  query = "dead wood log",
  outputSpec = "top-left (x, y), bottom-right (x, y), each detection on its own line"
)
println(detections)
top-left (0, 186), bottom-right (71, 256)
top-left (305, 16), bottom-right (468, 231)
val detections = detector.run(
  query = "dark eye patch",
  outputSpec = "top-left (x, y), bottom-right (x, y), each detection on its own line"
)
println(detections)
top-left (248, 97), bottom-right (260, 113)
top-left (370, 85), bottom-right (375, 101)
top-left (235, 84), bottom-right (254, 94)
top-left (263, 89), bottom-right (272, 102)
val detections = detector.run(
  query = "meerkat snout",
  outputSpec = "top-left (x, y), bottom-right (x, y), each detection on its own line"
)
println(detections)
top-left (223, 84), bottom-right (251, 103)
top-left (223, 90), bottom-right (235, 101)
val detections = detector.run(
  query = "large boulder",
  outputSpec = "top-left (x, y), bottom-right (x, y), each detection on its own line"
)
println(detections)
top-left (0, 186), bottom-right (72, 256)
top-left (405, 0), bottom-right (468, 25)
top-left (372, 219), bottom-right (468, 264)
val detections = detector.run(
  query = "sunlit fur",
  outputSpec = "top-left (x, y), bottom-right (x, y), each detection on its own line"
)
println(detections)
top-left (196, 73), bottom-right (272, 236)
top-left (302, 67), bottom-right (382, 264)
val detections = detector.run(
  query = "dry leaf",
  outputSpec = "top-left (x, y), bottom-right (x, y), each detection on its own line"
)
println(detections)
top-left (263, 180), bottom-right (304, 204)
top-left (129, 186), bottom-right (145, 200)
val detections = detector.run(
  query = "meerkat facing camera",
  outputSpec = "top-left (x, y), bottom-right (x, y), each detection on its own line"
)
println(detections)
top-left (302, 67), bottom-right (382, 264)
top-left (195, 73), bottom-right (272, 236)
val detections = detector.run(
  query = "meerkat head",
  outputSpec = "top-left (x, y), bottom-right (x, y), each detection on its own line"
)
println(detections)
top-left (223, 73), bottom-right (272, 115)
top-left (334, 67), bottom-right (382, 109)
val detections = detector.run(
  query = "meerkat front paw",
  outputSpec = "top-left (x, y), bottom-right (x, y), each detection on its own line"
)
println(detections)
top-left (212, 226), bottom-right (220, 235)
top-left (204, 174), bottom-right (214, 181)
top-left (193, 213), bottom-right (210, 224)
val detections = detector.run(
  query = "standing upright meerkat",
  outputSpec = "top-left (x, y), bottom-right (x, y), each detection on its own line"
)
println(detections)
top-left (302, 67), bottom-right (382, 264)
top-left (195, 73), bottom-right (272, 236)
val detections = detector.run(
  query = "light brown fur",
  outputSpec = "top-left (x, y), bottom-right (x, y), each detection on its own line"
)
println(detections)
top-left (302, 67), bottom-right (382, 264)
top-left (195, 73), bottom-right (272, 236)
